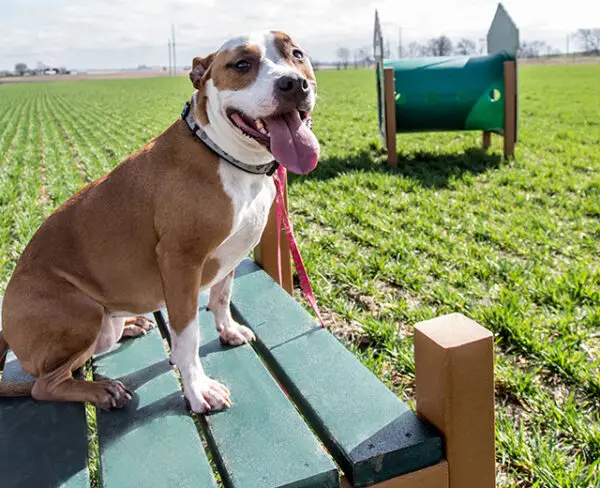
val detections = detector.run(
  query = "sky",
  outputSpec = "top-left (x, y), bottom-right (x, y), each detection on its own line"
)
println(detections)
top-left (0, 0), bottom-right (598, 71)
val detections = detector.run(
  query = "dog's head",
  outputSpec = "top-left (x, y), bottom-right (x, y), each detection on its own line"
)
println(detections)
top-left (189, 31), bottom-right (319, 174)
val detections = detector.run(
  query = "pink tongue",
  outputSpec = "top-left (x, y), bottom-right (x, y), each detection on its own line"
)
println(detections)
top-left (263, 111), bottom-right (319, 174)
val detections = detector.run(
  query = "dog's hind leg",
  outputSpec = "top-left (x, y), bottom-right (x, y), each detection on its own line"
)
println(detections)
top-left (122, 316), bottom-right (154, 338)
top-left (2, 276), bottom-right (134, 409)
top-left (32, 362), bottom-right (132, 410)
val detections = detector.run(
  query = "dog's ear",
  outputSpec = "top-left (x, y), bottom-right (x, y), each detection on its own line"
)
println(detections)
top-left (189, 52), bottom-right (216, 89)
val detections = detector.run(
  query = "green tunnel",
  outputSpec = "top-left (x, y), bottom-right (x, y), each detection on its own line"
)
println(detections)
top-left (378, 52), bottom-right (514, 133)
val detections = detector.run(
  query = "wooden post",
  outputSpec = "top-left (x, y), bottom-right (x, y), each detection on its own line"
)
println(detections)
top-left (414, 313), bottom-right (496, 488)
top-left (340, 461), bottom-right (448, 488)
top-left (253, 175), bottom-right (294, 295)
top-left (503, 60), bottom-right (516, 158)
top-left (384, 67), bottom-right (398, 168)
top-left (482, 131), bottom-right (491, 150)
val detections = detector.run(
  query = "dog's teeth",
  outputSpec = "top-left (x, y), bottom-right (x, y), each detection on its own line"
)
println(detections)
top-left (255, 119), bottom-right (264, 130)
top-left (259, 127), bottom-right (268, 135)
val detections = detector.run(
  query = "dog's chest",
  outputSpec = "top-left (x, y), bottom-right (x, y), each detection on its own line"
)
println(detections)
top-left (208, 162), bottom-right (275, 283)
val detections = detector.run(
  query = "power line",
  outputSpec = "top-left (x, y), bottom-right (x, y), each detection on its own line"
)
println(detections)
top-left (171, 24), bottom-right (176, 76)
top-left (168, 38), bottom-right (172, 75)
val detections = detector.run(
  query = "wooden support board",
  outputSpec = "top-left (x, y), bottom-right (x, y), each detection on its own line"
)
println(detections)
top-left (482, 131), bottom-right (492, 150)
top-left (415, 313), bottom-right (496, 488)
top-left (93, 317), bottom-right (218, 488)
top-left (384, 67), bottom-right (398, 168)
top-left (253, 174), bottom-right (294, 295)
top-left (503, 60), bottom-right (517, 158)
top-left (341, 460), bottom-right (448, 488)
top-left (231, 259), bottom-right (443, 487)
top-left (0, 298), bottom-right (90, 488)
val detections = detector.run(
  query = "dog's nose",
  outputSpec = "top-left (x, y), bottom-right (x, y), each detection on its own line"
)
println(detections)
top-left (276, 75), bottom-right (310, 96)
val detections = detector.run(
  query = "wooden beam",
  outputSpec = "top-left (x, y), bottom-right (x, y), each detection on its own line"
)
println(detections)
top-left (340, 461), bottom-right (448, 488)
top-left (503, 60), bottom-right (516, 158)
top-left (253, 175), bottom-right (294, 295)
top-left (384, 67), bottom-right (398, 168)
top-left (482, 131), bottom-right (491, 150)
top-left (414, 314), bottom-right (496, 488)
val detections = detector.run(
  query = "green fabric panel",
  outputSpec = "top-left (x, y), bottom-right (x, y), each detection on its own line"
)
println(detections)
top-left (230, 260), bottom-right (443, 487)
top-left (384, 52), bottom-right (511, 132)
top-left (93, 323), bottom-right (217, 488)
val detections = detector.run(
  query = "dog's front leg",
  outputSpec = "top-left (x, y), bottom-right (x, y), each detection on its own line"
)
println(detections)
top-left (209, 270), bottom-right (255, 346)
top-left (158, 249), bottom-right (231, 413)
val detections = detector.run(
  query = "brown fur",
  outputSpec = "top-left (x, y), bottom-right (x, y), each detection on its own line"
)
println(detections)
top-left (210, 45), bottom-right (262, 91)
top-left (271, 31), bottom-right (316, 83)
top-left (190, 52), bottom-right (216, 125)
top-left (0, 118), bottom-right (233, 403)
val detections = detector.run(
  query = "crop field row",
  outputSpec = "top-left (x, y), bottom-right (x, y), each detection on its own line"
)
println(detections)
top-left (0, 64), bottom-right (599, 486)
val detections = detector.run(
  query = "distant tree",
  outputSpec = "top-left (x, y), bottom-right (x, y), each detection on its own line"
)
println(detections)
top-left (14, 63), bottom-right (27, 75)
top-left (427, 35), bottom-right (453, 56)
top-left (407, 41), bottom-right (426, 57)
top-left (574, 28), bottom-right (600, 55)
top-left (477, 38), bottom-right (487, 54)
top-left (518, 40), bottom-right (548, 58)
top-left (384, 40), bottom-right (391, 59)
top-left (455, 38), bottom-right (477, 55)
top-left (336, 47), bottom-right (350, 69)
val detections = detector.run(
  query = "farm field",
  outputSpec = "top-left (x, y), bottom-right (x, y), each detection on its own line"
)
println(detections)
top-left (1, 64), bottom-right (600, 486)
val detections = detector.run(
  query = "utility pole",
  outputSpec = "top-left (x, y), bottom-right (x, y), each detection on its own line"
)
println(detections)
top-left (168, 38), bottom-right (172, 76)
top-left (171, 24), bottom-right (177, 76)
top-left (398, 26), bottom-right (402, 58)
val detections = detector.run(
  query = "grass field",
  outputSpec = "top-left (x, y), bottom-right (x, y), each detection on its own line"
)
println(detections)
top-left (1, 64), bottom-right (599, 487)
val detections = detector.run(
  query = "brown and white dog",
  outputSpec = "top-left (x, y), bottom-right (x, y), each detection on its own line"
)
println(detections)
top-left (0, 31), bottom-right (319, 413)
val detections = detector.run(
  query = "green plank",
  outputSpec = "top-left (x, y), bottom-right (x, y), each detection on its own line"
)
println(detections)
top-left (231, 259), bottom-right (444, 487)
top-left (93, 320), bottom-right (217, 488)
top-left (159, 294), bottom-right (339, 488)
top-left (0, 297), bottom-right (90, 488)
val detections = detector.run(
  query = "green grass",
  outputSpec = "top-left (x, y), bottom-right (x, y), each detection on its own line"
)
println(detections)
top-left (1, 64), bottom-right (599, 487)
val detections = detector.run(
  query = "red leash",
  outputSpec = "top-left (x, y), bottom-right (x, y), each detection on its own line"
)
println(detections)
top-left (273, 166), bottom-right (325, 328)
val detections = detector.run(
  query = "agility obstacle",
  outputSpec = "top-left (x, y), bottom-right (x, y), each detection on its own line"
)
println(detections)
top-left (375, 3), bottom-right (519, 167)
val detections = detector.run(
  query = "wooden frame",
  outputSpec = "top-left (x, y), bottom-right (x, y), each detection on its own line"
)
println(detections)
top-left (253, 175), bottom-right (294, 295)
top-left (383, 67), bottom-right (398, 168)
top-left (482, 131), bottom-right (492, 150)
top-left (503, 60), bottom-right (517, 158)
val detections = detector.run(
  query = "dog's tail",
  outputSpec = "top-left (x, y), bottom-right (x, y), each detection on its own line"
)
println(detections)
top-left (0, 331), bottom-right (34, 397)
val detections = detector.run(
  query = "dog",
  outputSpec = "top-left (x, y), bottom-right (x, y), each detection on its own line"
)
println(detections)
top-left (0, 31), bottom-right (319, 413)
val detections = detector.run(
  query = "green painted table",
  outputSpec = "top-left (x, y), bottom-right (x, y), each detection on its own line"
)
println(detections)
top-left (0, 260), bottom-right (443, 487)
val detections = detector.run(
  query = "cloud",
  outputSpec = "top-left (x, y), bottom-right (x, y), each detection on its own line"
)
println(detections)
top-left (0, 0), bottom-right (598, 70)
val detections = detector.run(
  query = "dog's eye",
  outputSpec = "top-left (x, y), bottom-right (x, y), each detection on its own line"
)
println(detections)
top-left (234, 60), bottom-right (250, 70)
top-left (292, 49), bottom-right (304, 60)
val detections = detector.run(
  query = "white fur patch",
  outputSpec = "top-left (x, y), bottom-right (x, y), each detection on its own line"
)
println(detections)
top-left (200, 161), bottom-right (275, 291)
top-left (171, 318), bottom-right (230, 413)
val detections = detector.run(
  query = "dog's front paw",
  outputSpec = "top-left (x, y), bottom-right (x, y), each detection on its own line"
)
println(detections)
top-left (185, 376), bottom-right (231, 413)
top-left (219, 324), bottom-right (256, 346)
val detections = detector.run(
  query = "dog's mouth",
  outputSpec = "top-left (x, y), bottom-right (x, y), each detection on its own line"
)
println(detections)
top-left (227, 109), bottom-right (319, 175)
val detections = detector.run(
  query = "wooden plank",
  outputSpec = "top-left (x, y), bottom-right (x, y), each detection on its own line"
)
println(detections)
top-left (159, 296), bottom-right (339, 488)
top-left (231, 259), bottom-right (443, 488)
top-left (415, 314), bottom-right (495, 488)
top-left (384, 67), bottom-right (398, 168)
top-left (482, 131), bottom-right (491, 150)
top-left (0, 297), bottom-right (90, 488)
top-left (254, 172), bottom-right (294, 295)
top-left (93, 321), bottom-right (217, 488)
top-left (341, 460), bottom-right (449, 488)
top-left (503, 60), bottom-right (516, 158)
